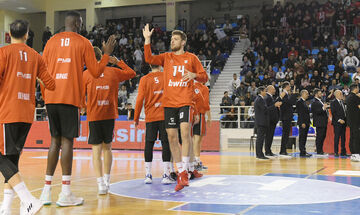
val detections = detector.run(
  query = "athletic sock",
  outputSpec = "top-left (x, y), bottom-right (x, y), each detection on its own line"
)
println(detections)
top-left (13, 182), bottom-right (33, 204)
top-left (104, 174), bottom-right (110, 185)
top-left (182, 157), bottom-right (190, 172)
top-left (170, 162), bottom-right (175, 173)
top-left (145, 162), bottom-right (152, 176)
top-left (44, 175), bottom-right (53, 192)
top-left (61, 175), bottom-right (71, 195)
top-left (1, 188), bottom-right (14, 210)
top-left (189, 162), bottom-right (195, 172)
top-left (176, 162), bottom-right (183, 173)
top-left (163, 162), bottom-right (171, 176)
top-left (195, 156), bottom-right (201, 164)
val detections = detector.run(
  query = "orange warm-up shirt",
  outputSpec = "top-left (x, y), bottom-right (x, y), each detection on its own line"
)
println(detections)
top-left (193, 82), bottom-right (210, 114)
top-left (42, 31), bottom-right (109, 107)
top-left (0, 43), bottom-right (55, 124)
top-left (144, 44), bottom-right (208, 108)
top-left (134, 71), bottom-right (165, 123)
top-left (83, 60), bottom-right (136, 122)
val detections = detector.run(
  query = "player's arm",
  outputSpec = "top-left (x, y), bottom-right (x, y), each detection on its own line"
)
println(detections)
top-left (37, 56), bottom-right (55, 91)
top-left (81, 71), bottom-right (89, 114)
top-left (134, 78), bottom-right (145, 126)
top-left (143, 24), bottom-right (165, 66)
top-left (84, 35), bottom-right (116, 78)
top-left (109, 57), bottom-right (137, 81)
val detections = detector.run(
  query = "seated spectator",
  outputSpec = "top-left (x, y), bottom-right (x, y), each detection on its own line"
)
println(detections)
top-left (301, 73), bottom-right (311, 89)
top-left (235, 82), bottom-right (248, 99)
top-left (126, 103), bottom-right (135, 120)
top-left (311, 70), bottom-right (322, 87)
top-left (260, 73), bottom-right (271, 86)
top-left (243, 71), bottom-right (253, 87)
top-left (322, 73), bottom-right (331, 87)
top-left (340, 72), bottom-right (352, 86)
top-left (328, 44), bottom-right (338, 64)
top-left (155, 39), bottom-right (166, 52)
top-left (342, 84), bottom-right (350, 96)
top-left (329, 79), bottom-right (341, 91)
top-left (276, 67), bottom-right (285, 81)
top-left (119, 34), bottom-right (128, 46)
top-left (255, 55), bottom-right (268, 74)
top-left (214, 27), bottom-right (227, 41)
top-left (118, 103), bottom-right (127, 115)
top-left (244, 48), bottom-right (256, 66)
top-left (248, 81), bottom-right (258, 98)
top-left (221, 106), bottom-right (238, 128)
top-left (288, 47), bottom-right (298, 58)
top-left (228, 73), bottom-right (241, 97)
top-left (197, 50), bottom-right (207, 61)
top-left (223, 20), bottom-right (233, 36)
top-left (337, 44), bottom-right (348, 60)
top-left (240, 56), bottom-right (252, 75)
top-left (343, 52), bottom-right (359, 73)
top-left (266, 65), bottom-right (276, 79)
top-left (286, 54), bottom-right (296, 69)
top-left (118, 85), bottom-right (128, 104)
top-left (221, 91), bottom-right (232, 113)
top-left (305, 55), bottom-right (315, 72)
top-left (213, 50), bottom-right (226, 70)
top-left (294, 62), bottom-right (305, 76)
top-left (269, 47), bottom-right (282, 66)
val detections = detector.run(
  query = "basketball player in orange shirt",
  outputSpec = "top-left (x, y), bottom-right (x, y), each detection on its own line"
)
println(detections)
top-left (134, 65), bottom-right (173, 185)
top-left (143, 24), bottom-right (208, 191)
top-left (39, 11), bottom-right (116, 206)
top-left (0, 20), bottom-right (55, 215)
top-left (83, 47), bottom-right (136, 195)
top-left (192, 81), bottom-right (211, 171)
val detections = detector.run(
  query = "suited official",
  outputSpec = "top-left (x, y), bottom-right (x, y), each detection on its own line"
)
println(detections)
top-left (254, 86), bottom-right (281, 159)
top-left (311, 88), bottom-right (329, 155)
top-left (278, 81), bottom-right (298, 156)
top-left (296, 90), bottom-right (312, 157)
top-left (346, 84), bottom-right (360, 162)
top-left (264, 85), bottom-right (280, 157)
top-left (330, 90), bottom-right (347, 157)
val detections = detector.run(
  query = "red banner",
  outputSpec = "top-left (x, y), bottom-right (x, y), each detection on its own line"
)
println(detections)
top-left (25, 121), bottom-right (220, 151)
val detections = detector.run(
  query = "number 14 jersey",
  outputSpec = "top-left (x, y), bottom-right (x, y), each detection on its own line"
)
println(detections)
top-left (144, 44), bottom-right (208, 108)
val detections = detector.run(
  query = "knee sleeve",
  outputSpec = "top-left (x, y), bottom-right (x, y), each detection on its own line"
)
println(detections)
top-left (144, 141), bottom-right (155, 162)
top-left (0, 154), bottom-right (19, 183)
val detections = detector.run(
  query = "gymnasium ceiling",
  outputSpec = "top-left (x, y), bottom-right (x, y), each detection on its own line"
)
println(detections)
top-left (0, 0), bottom-right (44, 13)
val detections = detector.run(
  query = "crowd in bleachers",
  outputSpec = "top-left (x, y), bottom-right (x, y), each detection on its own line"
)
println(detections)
top-left (221, 0), bottom-right (360, 128)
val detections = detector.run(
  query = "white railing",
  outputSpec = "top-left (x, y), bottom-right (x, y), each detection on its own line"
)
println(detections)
top-left (201, 60), bottom-right (212, 74)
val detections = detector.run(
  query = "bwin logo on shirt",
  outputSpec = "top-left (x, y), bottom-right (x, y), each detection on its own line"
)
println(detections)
top-left (96, 85), bottom-right (109, 90)
top-left (56, 73), bottom-right (68, 79)
top-left (168, 79), bottom-right (188, 87)
top-left (57, 58), bottom-right (71, 63)
top-left (17, 72), bottom-right (31, 79)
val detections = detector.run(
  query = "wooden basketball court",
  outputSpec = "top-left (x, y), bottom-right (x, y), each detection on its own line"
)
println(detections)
top-left (1, 147), bottom-right (360, 215)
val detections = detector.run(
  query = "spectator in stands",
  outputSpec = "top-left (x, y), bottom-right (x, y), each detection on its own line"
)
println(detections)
top-left (155, 39), bottom-right (166, 52)
top-left (341, 72), bottom-right (352, 86)
top-left (240, 56), bottom-right (252, 76)
top-left (329, 79), bottom-right (341, 91)
top-left (223, 20), bottom-right (233, 36)
top-left (248, 82), bottom-right (258, 98)
top-left (328, 44), bottom-right (338, 64)
top-left (244, 48), bottom-right (256, 66)
top-left (235, 82), bottom-right (248, 99)
top-left (343, 52), bottom-right (359, 73)
top-left (229, 73), bottom-right (241, 98)
top-left (118, 85), bottom-right (128, 104)
top-left (285, 54), bottom-right (296, 69)
top-left (348, 36), bottom-right (359, 50)
top-left (301, 74), bottom-right (311, 89)
top-left (133, 46), bottom-right (143, 73)
top-left (337, 44), bottom-right (348, 60)
top-left (126, 103), bottom-right (135, 120)
top-left (276, 67), bottom-right (285, 81)
top-left (119, 34), bottom-right (128, 46)
top-left (213, 50), bottom-right (226, 70)
top-left (256, 55), bottom-right (268, 74)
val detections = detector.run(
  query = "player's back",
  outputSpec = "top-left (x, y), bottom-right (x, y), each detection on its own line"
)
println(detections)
top-left (43, 31), bottom-right (93, 107)
top-left (0, 43), bottom-right (48, 123)
top-left (84, 67), bottom-right (120, 122)
top-left (138, 71), bottom-right (164, 122)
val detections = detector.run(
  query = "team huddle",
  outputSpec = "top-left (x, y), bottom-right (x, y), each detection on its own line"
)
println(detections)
top-left (0, 11), bottom-right (210, 215)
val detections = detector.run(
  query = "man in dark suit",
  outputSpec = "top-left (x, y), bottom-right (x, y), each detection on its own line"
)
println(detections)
top-left (312, 88), bottom-right (330, 156)
top-left (330, 90), bottom-right (347, 157)
top-left (346, 84), bottom-right (360, 162)
top-left (254, 86), bottom-right (282, 159)
top-left (296, 90), bottom-right (312, 157)
top-left (264, 85), bottom-right (280, 157)
top-left (278, 81), bottom-right (298, 157)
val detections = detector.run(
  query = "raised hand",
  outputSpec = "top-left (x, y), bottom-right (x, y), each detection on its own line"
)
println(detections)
top-left (142, 24), bottom-right (154, 45)
top-left (103, 35), bottom-right (116, 55)
top-left (108, 56), bottom-right (119, 65)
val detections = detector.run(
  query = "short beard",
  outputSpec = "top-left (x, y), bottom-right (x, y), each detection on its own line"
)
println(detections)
top-left (171, 45), bottom-right (181, 52)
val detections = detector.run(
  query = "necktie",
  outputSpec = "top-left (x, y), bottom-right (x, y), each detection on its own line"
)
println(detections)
top-left (340, 100), bottom-right (346, 116)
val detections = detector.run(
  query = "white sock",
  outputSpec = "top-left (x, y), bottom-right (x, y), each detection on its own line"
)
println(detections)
top-left (170, 162), bottom-right (175, 173)
top-left (44, 175), bottom-right (53, 192)
top-left (189, 162), bottom-right (195, 172)
top-left (61, 175), bottom-right (71, 195)
top-left (13, 182), bottom-right (33, 204)
top-left (176, 162), bottom-right (183, 172)
top-left (104, 174), bottom-right (110, 185)
top-left (145, 162), bottom-right (152, 175)
top-left (195, 156), bottom-right (201, 163)
top-left (1, 189), bottom-right (14, 210)
top-left (182, 157), bottom-right (190, 172)
top-left (97, 177), bottom-right (105, 185)
top-left (163, 162), bottom-right (171, 176)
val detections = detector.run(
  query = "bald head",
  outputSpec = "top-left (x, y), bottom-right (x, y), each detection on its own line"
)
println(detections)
top-left (266, 85), bottom-right (276, 95)
top-left (334, 90), bottom-right (343, 100)
top-left (65, 11), bottom-right (82, 32)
